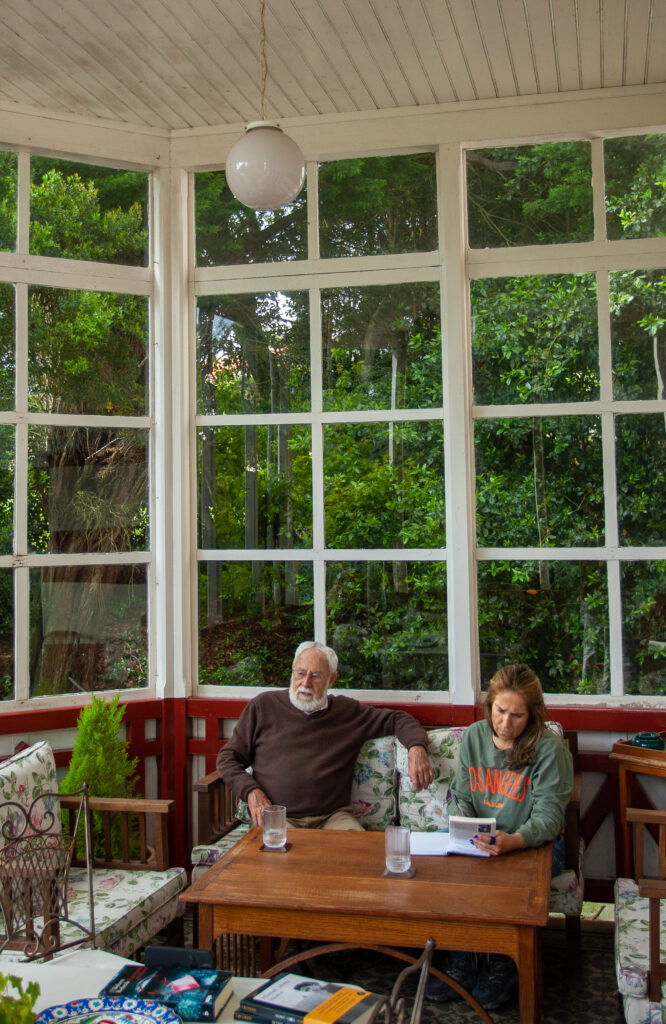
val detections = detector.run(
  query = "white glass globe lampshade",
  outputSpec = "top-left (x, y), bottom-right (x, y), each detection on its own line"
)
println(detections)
top-left (226, 121), bottom-right (305, 210)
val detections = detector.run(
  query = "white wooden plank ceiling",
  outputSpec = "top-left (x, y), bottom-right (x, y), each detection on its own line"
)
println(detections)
top-left (0, 0), bottom-right (663, 132)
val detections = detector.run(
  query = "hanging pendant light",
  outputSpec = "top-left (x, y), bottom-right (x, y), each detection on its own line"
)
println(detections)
top-left (226, 0), bottom-right (305, 210)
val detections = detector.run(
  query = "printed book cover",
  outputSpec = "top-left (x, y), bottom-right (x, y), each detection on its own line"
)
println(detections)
top-left (100, 963), bottom-right (234, 1022)
top-left (235, 972), bottom-right (384, 1024)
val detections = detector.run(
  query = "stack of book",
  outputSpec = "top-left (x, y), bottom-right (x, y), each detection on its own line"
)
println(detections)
top-left (234, 972), bottom-right (385, 1024)
top-left (100, 962), bottom-right (234, 1021)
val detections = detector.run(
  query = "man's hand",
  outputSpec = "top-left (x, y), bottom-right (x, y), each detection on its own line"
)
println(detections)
top-left (473, 830), bottom-right (525, 857)
top-left (247, 788), bottom-right (272, 828)
top-left (408, 745), bottom-right (434, 792)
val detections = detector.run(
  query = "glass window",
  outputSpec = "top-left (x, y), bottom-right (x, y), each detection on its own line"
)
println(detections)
top-left (198, 425), bottom-right (312, 549)
top-left (197, 292), bottom-right (309, 414)
top-left (30, 158), bottom-right (149, 266)
top-left (471, 274), bottom-right (599, 405)
top-left (28, 287), bottom-right (148, 416)
top-left (467, 141), bottom-right (593, 248)
top-left (616, 415), bottom-right (666, 546)
top-left (194, 171), bottom-right (307, 266)
top-left (611, 268), bottom-right (666, 400)
top-left (324, 421), bottom-right (445, 548)
top-left (322, 284), bottom-right (441, 412)
top-left (319, 153), bottom-right (437, 258)
top-left (478, 560), bottom-right (609, 694)
top-left (605, 133), bottom-right (666, 240)
top-left (0, 568), bottom-right (12, 700)
top-left (621, 561), bottom-right (666, 695)
top-left (29, 564), bottom-right (147, 695)
top-left (0, 150), bottom-right (17, 253)
top-left (28, 426), bottom-right (149, 555)
top-left (326, 561), bottom-right (448, 691)
top-left (0, 426), bottom-right (13, 556)
top-left (0, 283), bottom-right (15, 411)
top-left (198, 560), bottom-right (314, 685)
top-left (475, 417), bottom-right (604, 547)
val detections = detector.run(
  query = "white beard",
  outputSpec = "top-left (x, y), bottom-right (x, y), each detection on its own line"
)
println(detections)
top-left (289, 681), bottom-right (329, 714)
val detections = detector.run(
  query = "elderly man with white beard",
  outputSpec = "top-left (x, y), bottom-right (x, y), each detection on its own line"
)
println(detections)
top-left (216, 640), bottom-right (434, 830)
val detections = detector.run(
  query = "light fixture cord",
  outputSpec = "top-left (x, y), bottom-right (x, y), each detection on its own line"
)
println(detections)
top-left (259, 0), bottom-right (267, 120)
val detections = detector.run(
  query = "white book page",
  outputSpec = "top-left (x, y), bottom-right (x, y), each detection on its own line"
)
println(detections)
top-left (410, 817), bottom-right (496, 858)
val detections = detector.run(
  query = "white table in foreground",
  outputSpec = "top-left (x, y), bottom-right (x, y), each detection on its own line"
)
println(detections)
top-left (1, 949), bottom-right (258, 1022)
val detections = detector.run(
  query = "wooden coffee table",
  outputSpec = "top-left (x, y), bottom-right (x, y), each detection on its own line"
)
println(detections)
top-left (181, 828), bottom-right (552, 1024)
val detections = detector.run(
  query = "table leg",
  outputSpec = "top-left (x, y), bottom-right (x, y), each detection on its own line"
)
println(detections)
top-left (198, 904), bottom-right (213, 953)
top-left (517, 927), bottom-right (542, 1024)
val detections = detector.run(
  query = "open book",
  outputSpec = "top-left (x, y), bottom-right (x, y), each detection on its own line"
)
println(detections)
top-left (409, 815), bottom-right (497, 858)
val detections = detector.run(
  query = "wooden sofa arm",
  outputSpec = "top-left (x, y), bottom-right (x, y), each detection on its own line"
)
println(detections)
top-left (193, 772), bottom-right (241, 845)
top-left (60, 794), bottom-right (175, 871)
top-left (563, 771), bottom-right (582, 871)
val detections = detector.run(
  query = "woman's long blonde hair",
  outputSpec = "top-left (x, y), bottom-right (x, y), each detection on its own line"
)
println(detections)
top-left (483, 663), bottom-right (547, 769)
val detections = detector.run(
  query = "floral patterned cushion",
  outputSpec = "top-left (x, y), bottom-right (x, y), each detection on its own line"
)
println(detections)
top-left (396, 727), bottom-right (465, 831)
top-left (0, 865), bottom-right (187, 962)
top-left (0, 741), bottom-right (62, 841)
top-left (548, 842), bottom-right (584, 916)
top-left (351, 736), bottom-right (396, 829)
top-left (614, 875), bottom-right (666, 1012)
top-left (191, 823), bottom-right (251, 881)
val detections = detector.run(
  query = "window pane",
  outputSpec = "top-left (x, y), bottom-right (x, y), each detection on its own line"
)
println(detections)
top-left (322, 283), bottom-right (441, 412)
top-left (29, 564), bottom-right (147, 695)
top-left (28, 426), bottom-right (149, 554)
top-left (198, 560), bottom-right (314, 685)
top-left (621, 561), bottom-right (666, 696)
top-left (611, 268), bottom-right (666, 400)
top-left (326, 561), bottom-right (448, 691)
top-left (475, 417), bottom-right (604, 546)
top-left (616, 415), bottom-right (666, 546)
top-left (478, 560), bottom-right (609, 694)
top-left (197, 292), bottom-right (309, 414)
top-left (319, 153), bottom-right (437, 258)
top-left (0, 568), bottom-right (12, 700)
top-left (471, 274), bottom-right (599, 405)
top-left (0, 426), bottom-right (13, 555)
top-left (467, 141), bottom-right (593, 248)
top-left (28, 287), bottom-right (148, 416)
top-left (30, 158), bottom-right (148, 266)
top-left (194, 171), bottom-right (307, 265)
top-left (198, 425), bottom-right (312, 550)
top-left (0, 283), bottom-right (15, 411)
top-left (0, 150), bottom-right (17, 252)
top-left (605, 134), bottom-right (666, 240)
top-left (324, 422), bottom-right (445, 548)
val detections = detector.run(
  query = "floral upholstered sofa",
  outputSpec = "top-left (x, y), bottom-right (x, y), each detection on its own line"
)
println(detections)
top-left (191, 724), bottom-right (583, 928)
top-left (0, 740), bottom-right (187, 959)
top-left (613, 805), bottom-right (666, 1024)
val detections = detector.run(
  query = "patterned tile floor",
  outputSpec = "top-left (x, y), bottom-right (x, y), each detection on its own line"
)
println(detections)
top-left (174, 909), bottom-right (624, 1023)
top-left (277, 924), bottom-right (624, 1024)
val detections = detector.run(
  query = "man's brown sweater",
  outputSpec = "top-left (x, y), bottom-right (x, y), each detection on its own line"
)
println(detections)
top-left (216, 688), bottom-right (427, 818)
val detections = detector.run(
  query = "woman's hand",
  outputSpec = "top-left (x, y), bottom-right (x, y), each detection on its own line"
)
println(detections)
top-left (473, 829), bottom-right (525, 857)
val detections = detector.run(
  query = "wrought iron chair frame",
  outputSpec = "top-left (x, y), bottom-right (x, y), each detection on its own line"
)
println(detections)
top-left (0, 782), bottom-right (96, 960)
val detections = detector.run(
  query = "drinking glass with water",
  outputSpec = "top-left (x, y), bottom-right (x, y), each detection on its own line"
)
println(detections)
top-left (263, 805), bottom-right (287, 848)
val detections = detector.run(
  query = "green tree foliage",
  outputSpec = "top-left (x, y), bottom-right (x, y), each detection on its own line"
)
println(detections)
top-left (198, 140), bottom-right (666, 695)
top-left (61, 694), bottom-right (139, 858)
top-left (61, 694), bottom-right (138, 797)
top-left (24, 162), bottom-right (149, 695)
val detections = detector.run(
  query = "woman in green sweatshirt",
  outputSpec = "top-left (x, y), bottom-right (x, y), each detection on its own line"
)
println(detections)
top-left (426, 663), bottom-right (574, 1011)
